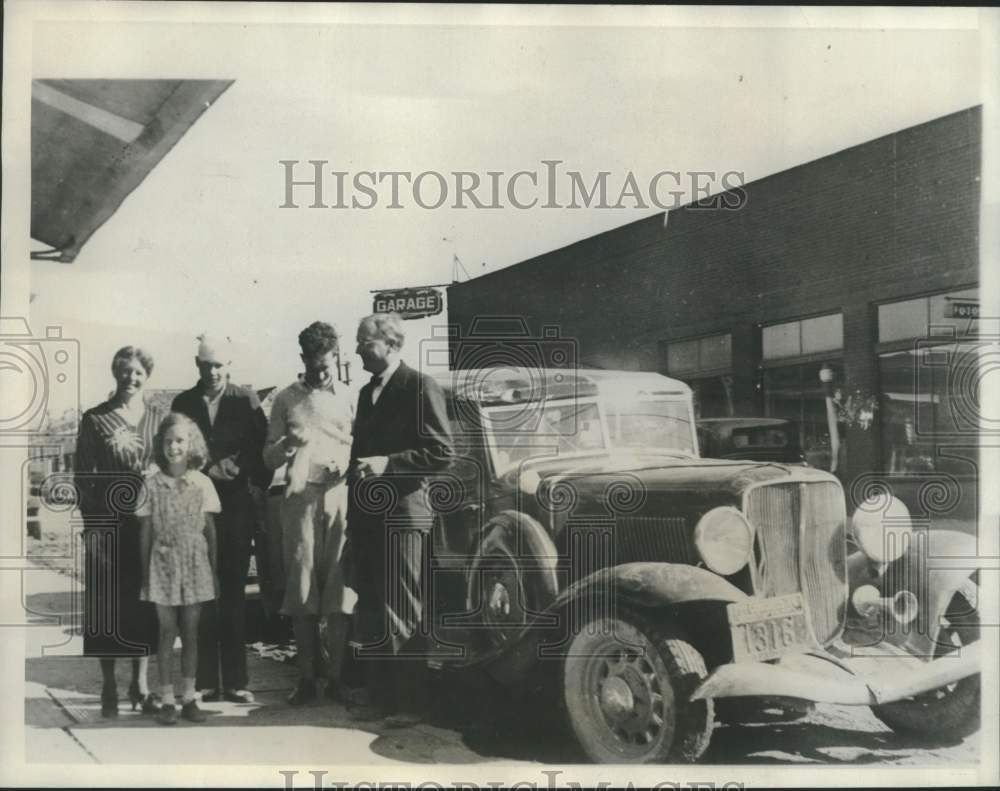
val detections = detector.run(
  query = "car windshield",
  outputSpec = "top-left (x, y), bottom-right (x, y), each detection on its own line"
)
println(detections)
top-left (605, 398), bottom-right (696, 455)
top-left (482, 396), bottom-right (695, 474)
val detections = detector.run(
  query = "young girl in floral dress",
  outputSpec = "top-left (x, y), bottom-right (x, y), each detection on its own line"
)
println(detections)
top-left (138, 413), bottom-right (220, 725)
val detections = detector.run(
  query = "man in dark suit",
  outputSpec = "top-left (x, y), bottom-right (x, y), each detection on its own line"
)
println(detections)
top-left (172, 334), bottom-right (273, 703)
top-left (347, 313), bottom-right (453, 727)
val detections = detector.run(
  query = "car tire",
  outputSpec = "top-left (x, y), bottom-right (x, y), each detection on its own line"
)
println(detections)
top-left (561, 609), bottom-right (714, 763)
top-left (870, 586), bottom-right (980, 739)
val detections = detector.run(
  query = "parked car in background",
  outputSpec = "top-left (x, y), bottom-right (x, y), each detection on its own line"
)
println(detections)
top-left (417, 367), bottom-right (980, 763)
top-left (696, 416), bottom-right (805, 464)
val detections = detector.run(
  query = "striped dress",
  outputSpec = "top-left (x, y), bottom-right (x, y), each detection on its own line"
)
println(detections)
top-left (75, 399), bottom-right (166, 657)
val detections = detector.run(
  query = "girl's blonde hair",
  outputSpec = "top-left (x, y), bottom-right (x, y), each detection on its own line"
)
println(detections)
top-left (153, 412), bottom-right (208, 471)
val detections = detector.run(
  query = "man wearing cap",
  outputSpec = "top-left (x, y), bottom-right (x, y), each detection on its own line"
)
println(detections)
top-left (172, 334), bottom-right (273, 703)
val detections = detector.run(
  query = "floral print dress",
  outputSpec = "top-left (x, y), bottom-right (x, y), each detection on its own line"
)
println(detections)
top-left (138, 470), bottom-right (221, 606)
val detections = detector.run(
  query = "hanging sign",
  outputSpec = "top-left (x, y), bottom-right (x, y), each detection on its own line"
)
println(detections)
top-left (948, 300), bottom-right (979, 320)
top-left (372, 287), bottom-right (444, 320)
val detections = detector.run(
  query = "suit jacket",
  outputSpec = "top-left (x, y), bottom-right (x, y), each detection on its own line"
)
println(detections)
top-left (349, 361), bottom-right (453, 526)
top-left (172, 381), bottom-right (274, 496)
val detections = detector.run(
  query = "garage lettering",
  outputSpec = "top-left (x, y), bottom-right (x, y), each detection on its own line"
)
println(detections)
top-left (374, 296), bottom-right (438, 312)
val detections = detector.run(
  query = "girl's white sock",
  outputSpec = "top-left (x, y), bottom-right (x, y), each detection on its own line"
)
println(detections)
top-left (182, 678), bottom-right (197, 704)
top-left (160, 684), bottom-right (175, 704)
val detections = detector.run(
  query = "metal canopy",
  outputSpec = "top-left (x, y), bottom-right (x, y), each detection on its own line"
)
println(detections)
top-left (31, 79), bottom-right (233, 263)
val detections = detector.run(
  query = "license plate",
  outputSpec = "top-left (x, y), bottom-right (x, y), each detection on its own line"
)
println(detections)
top-left (728, 593), bottom-right (813, 663)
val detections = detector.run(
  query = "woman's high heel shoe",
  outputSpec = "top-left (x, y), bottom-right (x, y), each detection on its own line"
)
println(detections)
top-left (128, 680), bottom-right (159, 714)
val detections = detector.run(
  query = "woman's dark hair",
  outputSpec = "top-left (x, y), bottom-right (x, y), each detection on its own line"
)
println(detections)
top-left (111, 346), bottom-right (154, 377)
top-left (298, 321), bottom-right (339, 357)
top-left (153, 412), bottom-right (208, 472)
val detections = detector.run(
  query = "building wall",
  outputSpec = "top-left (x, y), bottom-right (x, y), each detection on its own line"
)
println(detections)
top-left (447, 106), bottom-right (981, 511)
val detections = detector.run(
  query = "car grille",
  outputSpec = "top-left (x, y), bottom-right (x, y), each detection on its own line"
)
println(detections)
top-left (745, 481), bottom-right (847, 644)
top-left (563, 515), bottom-right (695, 570)
top-left (613, 516), bottom-right (696, 565)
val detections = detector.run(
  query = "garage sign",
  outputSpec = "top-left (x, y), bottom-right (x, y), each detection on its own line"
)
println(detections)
top-left (373, 287), bottom-right (444, 320)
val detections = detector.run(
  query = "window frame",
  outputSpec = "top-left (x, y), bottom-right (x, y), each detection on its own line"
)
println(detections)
top-left (661, 331), bottom-right (733, 379)
top-left (761, 310), bottom-right (844, 365)
top-left (875, 284), bottom-right (979, 351)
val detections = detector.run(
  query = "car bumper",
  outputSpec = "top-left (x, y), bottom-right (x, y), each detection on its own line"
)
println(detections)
top-left (690, 640), bottom-right (981, 706)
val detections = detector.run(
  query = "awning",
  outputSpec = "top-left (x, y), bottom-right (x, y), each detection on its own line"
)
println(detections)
top-left (31, 79), bottom-right (233, 263)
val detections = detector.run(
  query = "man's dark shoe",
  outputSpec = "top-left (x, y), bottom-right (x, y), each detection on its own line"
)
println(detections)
top-left (200, 689), bottom-right (222, 703)
top-left (287, 679), bottom-right (318, 706)
top-left (181, 700), bottom-right (208, 723)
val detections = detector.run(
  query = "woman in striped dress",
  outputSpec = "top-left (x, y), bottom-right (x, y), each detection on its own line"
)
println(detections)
top-left (75, 346), bottom-right (167, 717)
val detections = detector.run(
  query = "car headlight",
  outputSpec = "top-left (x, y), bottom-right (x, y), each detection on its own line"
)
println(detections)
top-left (693, 506), bottom-right (754, 575)
top-left (851, 495), bottom-right (912, 562)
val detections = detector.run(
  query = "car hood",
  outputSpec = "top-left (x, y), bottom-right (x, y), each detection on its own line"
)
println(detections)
top-left (521, 451), bottom-right (838, 502)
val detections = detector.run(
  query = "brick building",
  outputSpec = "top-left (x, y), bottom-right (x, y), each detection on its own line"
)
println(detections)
top-left (446, 106), bottom-right (982, 517)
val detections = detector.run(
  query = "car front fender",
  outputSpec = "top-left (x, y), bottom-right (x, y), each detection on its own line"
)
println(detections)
top-left (481, 562), bottom-right (747, 686)
top-left (879, 529), bottom-right (981, 659)
top-left (553, 561), bottom-right (749, 611)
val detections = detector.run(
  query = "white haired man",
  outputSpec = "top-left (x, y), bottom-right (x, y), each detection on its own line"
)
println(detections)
top-left (345, 313), bottom-right (453, 727)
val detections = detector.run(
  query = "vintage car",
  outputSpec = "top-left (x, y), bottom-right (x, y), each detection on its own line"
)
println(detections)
top-left (414, 367), bottom-right (981, 763)
top-left (696, 416), bottom-right (805, 464)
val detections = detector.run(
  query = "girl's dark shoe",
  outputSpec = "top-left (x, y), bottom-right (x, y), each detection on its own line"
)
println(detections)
top-left (287, 679), bottom-right (318, 706)
top-left (181, 700), bottom-right (207, 723)
top-left (157, 703), bottom-right (178, 725)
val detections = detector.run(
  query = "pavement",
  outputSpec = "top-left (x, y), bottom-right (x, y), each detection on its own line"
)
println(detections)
top-left (20, 509), bottom-right (985, 768)
top-left (22, 557), bottom-right (547, 767)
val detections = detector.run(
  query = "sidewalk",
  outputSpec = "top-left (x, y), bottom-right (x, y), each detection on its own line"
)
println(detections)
top-left (22, 561), bottom-right (542, 766)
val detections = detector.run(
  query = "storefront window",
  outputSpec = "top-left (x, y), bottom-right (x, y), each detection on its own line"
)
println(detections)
top-left (877, 287), bottom-right (980, 477)
top-left (763, 313), bottom-right (843, 361)
top-left (761, 313), bottom-right (845, 473)
top-left (763, 360), bottom-right (844, 471)
top-left (879, 345), bottom-right (980, 476)
top-left (689, 375), bottom-right (734, 419)
top-left (878, 287), bottom-right (979, 344)
top-left (663, 333), bottom-right (733, 418)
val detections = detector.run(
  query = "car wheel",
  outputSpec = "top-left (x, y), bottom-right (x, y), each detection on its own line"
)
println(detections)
top-left (561, 610), bottom-right (714, 763)
top-left (870, 585), bottom-right (980, 739)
